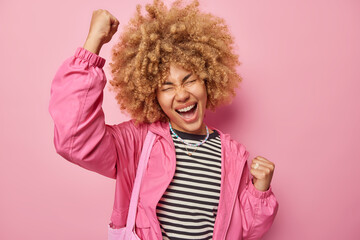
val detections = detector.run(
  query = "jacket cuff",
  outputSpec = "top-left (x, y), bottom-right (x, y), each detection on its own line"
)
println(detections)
top-left (247, 178), bottom-right (274, 199)
top-left (74, 47), bottom-right (106, 68)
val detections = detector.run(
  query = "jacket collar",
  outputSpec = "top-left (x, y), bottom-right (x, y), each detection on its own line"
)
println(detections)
top-left (148, 120), bottom-right (169, 137)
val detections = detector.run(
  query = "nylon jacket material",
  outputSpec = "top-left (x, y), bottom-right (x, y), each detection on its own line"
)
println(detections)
top-left (49, 47), bottom-right (279, 240)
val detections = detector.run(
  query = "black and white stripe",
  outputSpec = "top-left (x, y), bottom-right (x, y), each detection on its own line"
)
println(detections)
top-left (156, 129), bottom-right (222, 240)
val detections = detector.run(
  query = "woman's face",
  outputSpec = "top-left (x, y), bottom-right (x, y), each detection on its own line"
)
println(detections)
top-left (157, 63), bottom-right (208, 135)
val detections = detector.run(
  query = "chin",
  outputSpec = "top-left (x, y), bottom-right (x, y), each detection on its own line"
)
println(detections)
top-left (174, 118), bottom-right (205, 134)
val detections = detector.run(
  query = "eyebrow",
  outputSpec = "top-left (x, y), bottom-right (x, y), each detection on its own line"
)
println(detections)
top-left (162, 73), bottom-right (192, 86)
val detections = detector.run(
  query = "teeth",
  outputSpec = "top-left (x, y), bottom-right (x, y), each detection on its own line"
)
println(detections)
top-left (177, 104), bottom-right (196, 112)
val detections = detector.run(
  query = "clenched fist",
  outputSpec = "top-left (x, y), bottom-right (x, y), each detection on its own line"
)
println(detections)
top-left (250, 156), bottom-right (275, 192)
top-left (83, 9), bottom-right (119, 54)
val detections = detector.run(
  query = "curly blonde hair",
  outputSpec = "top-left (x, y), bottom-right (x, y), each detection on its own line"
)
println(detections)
top-left (109, 0), bottom-right (242, 124)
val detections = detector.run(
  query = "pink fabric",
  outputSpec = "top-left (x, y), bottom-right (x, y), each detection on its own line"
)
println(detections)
top-left (107, 131), bottom-right (156, 240)
top-left (49, 47), bottom-right (279, 240)
top-left (108, 224), bottom-right (141, 240)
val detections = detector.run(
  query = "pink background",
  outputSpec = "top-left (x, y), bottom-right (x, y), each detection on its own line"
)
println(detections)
top-left (1, 0), bottom-right (359, 239)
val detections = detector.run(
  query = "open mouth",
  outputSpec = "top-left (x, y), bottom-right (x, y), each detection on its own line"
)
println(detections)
top-left (175, 103), bottom-right (198, 119)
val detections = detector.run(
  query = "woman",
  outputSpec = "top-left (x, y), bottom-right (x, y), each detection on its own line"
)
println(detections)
top-left (49, 0), bottom-right (279, 239)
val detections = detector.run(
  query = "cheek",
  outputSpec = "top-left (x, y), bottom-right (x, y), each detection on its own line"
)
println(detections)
top-left (198, 86), bottom-right (208, 105)
top-left (156, 94), bottom-right (171, 113)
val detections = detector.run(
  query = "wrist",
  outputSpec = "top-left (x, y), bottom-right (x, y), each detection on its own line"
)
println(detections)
top-left (83, 36), bottom-right (103, 55)
top-left (248, 179), bottom-right (273, 198)
top-left (252, 178), bottom-right (270, 192)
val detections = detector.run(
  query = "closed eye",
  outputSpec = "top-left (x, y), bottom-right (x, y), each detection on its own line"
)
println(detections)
top-left (161, 87), bottom-right (172, 92)
top-left (185, 79), bottom-right (197, 85)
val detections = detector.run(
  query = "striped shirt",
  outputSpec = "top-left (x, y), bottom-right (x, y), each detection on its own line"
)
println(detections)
top-left (156, 128), bottom-right (222, 240)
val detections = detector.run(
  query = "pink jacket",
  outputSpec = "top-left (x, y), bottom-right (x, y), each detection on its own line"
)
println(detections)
top-left (49, 47), bottom-right (279, 240)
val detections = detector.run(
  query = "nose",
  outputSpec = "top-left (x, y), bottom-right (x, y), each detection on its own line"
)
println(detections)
top-left (174, 86), bottom-right (190, 102)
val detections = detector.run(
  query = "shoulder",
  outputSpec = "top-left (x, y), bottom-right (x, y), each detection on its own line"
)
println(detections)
top-left (108, 119), bottom-right (150, 145)
top-left (112, 119), bottom-right (148, 132)
top-left (213, 127), bottom-right (248, 158)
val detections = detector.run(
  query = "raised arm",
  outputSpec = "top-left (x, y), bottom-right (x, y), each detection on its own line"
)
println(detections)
top-left (48, 10), bottom-right (120, 179)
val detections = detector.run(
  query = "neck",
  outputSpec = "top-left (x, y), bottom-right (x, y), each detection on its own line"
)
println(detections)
top-left (169, 121), bottom-right (213, 135)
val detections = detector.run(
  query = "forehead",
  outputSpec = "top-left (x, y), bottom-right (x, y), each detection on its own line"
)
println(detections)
top-left (167, 63), bottom-right (192, 82)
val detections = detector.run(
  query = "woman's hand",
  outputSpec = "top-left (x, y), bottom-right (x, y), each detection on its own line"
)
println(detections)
top-left (83, 9), bottom-right (119, 55)
top-left (250, 156), bottom-right (275, 191)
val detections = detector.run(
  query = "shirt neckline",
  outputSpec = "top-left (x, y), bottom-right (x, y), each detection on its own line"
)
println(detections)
top-left (170, 128), bottom-right (219, 141)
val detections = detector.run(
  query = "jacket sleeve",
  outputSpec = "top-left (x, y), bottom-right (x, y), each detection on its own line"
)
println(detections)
top-left (239, 146), bottom-right (279, 239)
top-left (48, 47), bottom-right (118, 179)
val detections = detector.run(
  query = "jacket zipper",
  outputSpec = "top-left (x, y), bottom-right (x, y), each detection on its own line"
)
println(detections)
top-left (150, 130), bottom-right (177, 239)
top-left (221, 152), bottom-right (248, 240)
